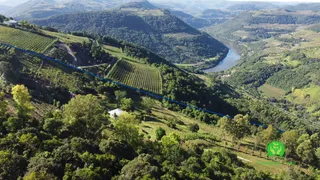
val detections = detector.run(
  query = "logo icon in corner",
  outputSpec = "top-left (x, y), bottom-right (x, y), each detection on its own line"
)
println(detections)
top-left (267, 141), bottom-right (285, 157)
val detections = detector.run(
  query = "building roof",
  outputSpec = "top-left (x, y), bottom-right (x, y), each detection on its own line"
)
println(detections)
top-left (108, 108), bottom-right (125, 118)
top-left (4, 20), bottom-right (18, 25)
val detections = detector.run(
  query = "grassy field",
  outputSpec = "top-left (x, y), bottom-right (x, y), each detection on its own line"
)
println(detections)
top-left (286, 85), bottom-right (320, 118)
top-left (103, 45), bottom-right (148, 64)
top-left (42, 30), bottom-right (90, 44)
top-left (0, 25), bottom-right (57, 53)
top-left (258, 84), bottom-right (285, 98)
top-left (107, 60), bottom-right (162, 94)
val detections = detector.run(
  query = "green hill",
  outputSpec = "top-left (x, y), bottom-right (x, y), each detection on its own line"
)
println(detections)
top-left (0, 18), bottom-right (319, 179)
top-left (203, 10), bottom-right (320, 43)
top-left (204, 9), bottom-right (320, 129)
top-left (32, 1), bottom-right (228, 65)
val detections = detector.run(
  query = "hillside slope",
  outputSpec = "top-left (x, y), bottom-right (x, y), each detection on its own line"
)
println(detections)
top-left (0, 24), bottom-right (318, 179)
top-left (32, 1), bottom-right (228, 64)
top-left (203, 9), bottom-right (320, 43)
top-left (204, 9), bottom-right (320, 129)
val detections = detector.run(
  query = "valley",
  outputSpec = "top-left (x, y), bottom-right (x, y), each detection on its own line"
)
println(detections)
top-left (0, 0), bottom-right (320, 179)
top-left (203, 47), bottom-right (241, 73)
top-left (31, 1), bottom-right (228, 67)
top-left (203, 9), bottom-right (320, 127)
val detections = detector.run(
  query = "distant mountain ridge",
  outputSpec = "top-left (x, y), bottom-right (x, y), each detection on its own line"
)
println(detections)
top-left (226, 2), bottom-right (279, 11)
top-left (285, 3), bottom-right (320, 11)
top-left (5, 0), bottom-right (134, 19)
top-left (32, 1), bottom-right (228, 64)
top-left (170, 9), bottom-right (233, 29)
top-left (0, 5), bottom-right (11, 14)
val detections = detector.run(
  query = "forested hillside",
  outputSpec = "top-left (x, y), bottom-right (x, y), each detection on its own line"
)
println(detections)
top-left (0, 21), bottom-right (320, 179)
top-left (203, 9), bottom-right (320, 132)
top-left (32, 1), bottom-right (228, 65)
top-left (285, 3), bottom-right (320, 11)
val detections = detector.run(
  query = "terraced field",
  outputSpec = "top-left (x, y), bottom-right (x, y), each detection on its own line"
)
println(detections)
top-left (107, 60), bottom-right (162, 94)
top-left (0, 25), bottom-right (56, 53)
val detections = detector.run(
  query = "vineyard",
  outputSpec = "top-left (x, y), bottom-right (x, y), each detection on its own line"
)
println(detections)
top-left (0, 25), bottom-right (56, 53)
top-left (108, 60), bottom-right (162, 94)
top-left (0, 44), bottom-right (12, 50)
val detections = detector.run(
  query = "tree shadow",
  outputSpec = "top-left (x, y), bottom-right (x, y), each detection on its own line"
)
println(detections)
top-left (144, 116), bottom-right (162, 123)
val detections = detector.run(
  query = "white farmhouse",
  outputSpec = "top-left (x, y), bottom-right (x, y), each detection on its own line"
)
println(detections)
top-left (108, 108), bottom-right (126, 118)
top-left (3, 20), bottom-right (18, 26)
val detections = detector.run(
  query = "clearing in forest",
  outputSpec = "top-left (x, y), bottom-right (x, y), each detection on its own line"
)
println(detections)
top-left (258, 84), bottom-right (285, 98)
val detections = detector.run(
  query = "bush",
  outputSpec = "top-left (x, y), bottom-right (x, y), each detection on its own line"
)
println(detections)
top-left (155, 127), bottom-right (166, 140)
top-left (189, 123), bottom-right (200, 132)
top-left (167, 121), bottom-right (177, 129)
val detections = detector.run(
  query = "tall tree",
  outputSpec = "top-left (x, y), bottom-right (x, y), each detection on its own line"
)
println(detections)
top-left (296, 140), bottom-right (315, 164)
top-left (155, 127), bottom-right (166, 141)
top-left (310, 133), bottom-right (320, 149)
top-left (115, 91), bottom-right (127, 103)
top-left (161, 133), bottom-right (183, 163)
top-left (218, 115), bottom-right (251, 146)
top-left (0, 92), bottom-right (8, 119)
top-left (62, 94), bottom-right (107, 137)
top-left (261, 125), bottom-right (278, 143)
top-left (121, 98), bottom-right (134, 111)
top-left (0, 150), bottom-right (28, 180)
top-left (113, 114), bottom-right (142, 149)
top-left (141, 97), bottom-right (154, 114)
top-left (11, 85), bottom-right (34, 122)
top-left (281, 130), bottom-right (299, 158)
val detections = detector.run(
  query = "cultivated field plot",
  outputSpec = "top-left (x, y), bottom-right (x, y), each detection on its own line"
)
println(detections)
top-left (258, 84), bottom-right (285, 99)
top-left (107, 60), bottom-right (162, 94)
top-left (0, 25), bottom-right (56, 53)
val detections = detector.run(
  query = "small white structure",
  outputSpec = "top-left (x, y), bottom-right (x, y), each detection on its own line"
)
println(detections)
top-left (3, 20), bottom-right (18, 26)
top-left (108, 108), bottom-right (125, 118)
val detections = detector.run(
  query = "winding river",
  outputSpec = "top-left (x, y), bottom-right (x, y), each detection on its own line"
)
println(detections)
top-left (203, 48), bottom-right (241, 73)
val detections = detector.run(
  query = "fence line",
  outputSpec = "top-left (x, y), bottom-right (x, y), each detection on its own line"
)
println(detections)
top-left (0, 41), bottom-right (284, 132)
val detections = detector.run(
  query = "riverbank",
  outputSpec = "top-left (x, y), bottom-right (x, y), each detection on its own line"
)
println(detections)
top-left (175, 49), bottom-right (229, 73)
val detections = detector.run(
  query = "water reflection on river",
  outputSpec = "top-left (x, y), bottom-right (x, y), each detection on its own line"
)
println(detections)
top-left (203, 48), bottom-right (241, 73)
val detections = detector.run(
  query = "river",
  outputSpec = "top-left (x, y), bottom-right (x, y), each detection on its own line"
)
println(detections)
top-left (203, 48), bottom-right (241, 73)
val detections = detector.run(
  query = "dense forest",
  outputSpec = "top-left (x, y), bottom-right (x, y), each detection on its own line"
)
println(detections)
top-left (0, 47), bottom-right (320, 179)
top-left (0, 50), bottom-right (319, 179)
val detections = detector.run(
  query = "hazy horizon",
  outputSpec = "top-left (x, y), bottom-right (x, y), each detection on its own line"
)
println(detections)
top-left (1, 0), bottom-right (320, 7)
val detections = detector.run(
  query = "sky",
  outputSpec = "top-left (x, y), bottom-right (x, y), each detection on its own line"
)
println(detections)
top-left (1, 0), bottom-right (320, 6)
top-left (0, 0), bottom-right (28, 6)
top-left (230, 0), bottom-right (320, 1)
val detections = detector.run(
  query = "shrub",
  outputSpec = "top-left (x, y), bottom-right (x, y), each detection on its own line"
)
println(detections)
top-left (155, 127), bottom-right (166, 140)
top-left (189, 123), bottom-right (200, 132)
top-left (167, 121), bottom-right (177, 129)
